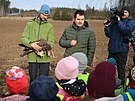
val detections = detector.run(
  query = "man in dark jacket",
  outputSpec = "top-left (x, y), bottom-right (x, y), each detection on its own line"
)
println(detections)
top-left (104, 6), bottom-right (135, 86)
top-left (59, 10), bottom-right (96, 66)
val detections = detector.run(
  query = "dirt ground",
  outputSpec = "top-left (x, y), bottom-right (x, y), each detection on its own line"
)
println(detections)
top-left (0, 17), bottom-right (134, 95)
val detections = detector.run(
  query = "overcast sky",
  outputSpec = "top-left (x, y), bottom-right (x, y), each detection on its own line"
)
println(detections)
top-left (10, 0), bottom-right (111, 10)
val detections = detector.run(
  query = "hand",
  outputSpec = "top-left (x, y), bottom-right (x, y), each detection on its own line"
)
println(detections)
top-left (31, 42), bottom-right (42, 51)
top-left (103, 19), bottom-right (110, 26)
top-left (70, 40), bottom-right (77, 46)
top-left (116, 15), bottom-right (120, 21)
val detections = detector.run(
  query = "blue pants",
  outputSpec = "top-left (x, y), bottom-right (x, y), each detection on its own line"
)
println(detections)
top-left (28, 62), bottom-right (50, 83)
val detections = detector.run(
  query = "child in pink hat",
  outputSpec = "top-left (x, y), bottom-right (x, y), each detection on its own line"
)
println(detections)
top-left (55, 56), bottom-right (86, 100)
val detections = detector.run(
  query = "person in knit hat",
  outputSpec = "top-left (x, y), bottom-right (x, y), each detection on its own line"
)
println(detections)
top-left (27, 75), bottom-right (60, 101)
top-left (87, 61), bottom-right (116, 98)
top-left (21, 4), bottom-right (54, 84)
top-left (71, 52), bottom-right (89, 84)
top-left (71, 52), bottom-right (87, 73)
top-left (5, 66), bottom-right (28, 95)
top-left (55, 56), bottom-right (79, 80)
top-left (121, 6), bottom-right (131, 16)
top-left (55, 56), bottom-right (86, 98)
top-left (104, 4), bottom-right (135, 87)
top-left (0, 66), bottom-right (29, 100)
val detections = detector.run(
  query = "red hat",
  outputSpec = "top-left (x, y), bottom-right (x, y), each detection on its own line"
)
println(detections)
top-left (6, 66), bottom-right (28, 94)
top-left (87, 61), bottom-right (116, 98)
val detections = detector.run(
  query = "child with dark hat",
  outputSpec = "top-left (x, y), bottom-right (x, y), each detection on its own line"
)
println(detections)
top-left (87, 61), bottom-right (116, 98)
top-left (27, 75), bottom-right (60, 101)
top-left (93, 55), bottom-right (135, 101)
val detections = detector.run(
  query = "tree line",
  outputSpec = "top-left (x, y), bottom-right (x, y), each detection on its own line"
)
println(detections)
top-left (0, 0), bottom-right (135, 19)
top-left (117, 0), bottom-right (135, 18)
top-left (0, 0), bottom-right (10, 16)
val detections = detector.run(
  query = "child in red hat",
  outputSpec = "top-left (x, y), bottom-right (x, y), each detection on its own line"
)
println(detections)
top-left (0, 66), bottom-right (29, 101)
top-left (87, 61), bottom-right (116, 98)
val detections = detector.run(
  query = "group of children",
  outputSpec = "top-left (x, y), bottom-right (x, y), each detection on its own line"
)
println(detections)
top-left (0, 52), bottom-right (135, 101)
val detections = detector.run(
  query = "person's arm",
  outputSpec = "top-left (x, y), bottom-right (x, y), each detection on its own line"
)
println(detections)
top-left (21, 22), bottom-right (32, 48)
top-left (47, 25), bottom-right (55, 47)
top-left (59, 30), bottom-right (73, 48)
top-left (87, 30), bottom-right (96, 66)
top-left (104, 25), bottom-right (111, 38)
top-left (117, 20), bottom-right (135, 36)
top-left (104, 19), bottom-right (111, 38)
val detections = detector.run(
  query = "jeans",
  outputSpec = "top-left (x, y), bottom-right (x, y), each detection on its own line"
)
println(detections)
top-left (28, 62), bottom-right (50, 83)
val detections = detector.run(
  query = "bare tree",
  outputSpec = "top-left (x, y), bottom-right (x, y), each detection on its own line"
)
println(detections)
top-left (109, 0), bottom-right (135, 18)
top-left (0, 0), bottom-right (10, 16)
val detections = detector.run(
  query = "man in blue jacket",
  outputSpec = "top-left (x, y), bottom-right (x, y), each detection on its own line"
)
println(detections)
top-left (104, 6), bottom-right (135, 86)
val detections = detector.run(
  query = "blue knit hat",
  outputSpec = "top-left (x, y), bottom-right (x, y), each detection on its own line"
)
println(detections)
top-left (27, 75), bottom-right (60, 101)
top-left (38, 4), bottom-right (50, 15)
top-left (107, 58), bottom-right (116, 65)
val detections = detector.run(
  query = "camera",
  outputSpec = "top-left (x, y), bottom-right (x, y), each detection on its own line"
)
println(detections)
top-left (104, 8), bottom-right (124, 25)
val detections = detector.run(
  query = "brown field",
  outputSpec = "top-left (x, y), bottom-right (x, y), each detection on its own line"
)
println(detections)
top-left (0, 17), bottom-right (134, 95)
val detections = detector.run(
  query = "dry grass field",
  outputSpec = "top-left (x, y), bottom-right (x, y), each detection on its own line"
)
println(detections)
top-left (0, 17), bottom-right (134, 95)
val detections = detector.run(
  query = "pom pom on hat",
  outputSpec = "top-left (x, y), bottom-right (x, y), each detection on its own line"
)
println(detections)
top-left (38, 4), bottom-right (50, 15)
top-left (55, 56), bottom-right (79, 80)
top-left (6, 66), bottom-right (28, 94)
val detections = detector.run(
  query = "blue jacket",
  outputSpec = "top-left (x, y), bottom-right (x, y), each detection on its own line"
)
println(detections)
top-left (104, 17), bottom-right (135, 53)
top-left (122, 88), bottom-right (135, 101)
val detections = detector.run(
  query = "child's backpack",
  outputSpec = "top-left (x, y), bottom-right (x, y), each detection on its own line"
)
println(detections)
top-left (126, 66), bottom-right (135, 89)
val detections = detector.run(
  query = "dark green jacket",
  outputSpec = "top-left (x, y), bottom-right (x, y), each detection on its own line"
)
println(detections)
top-left (59, 22), bottom-right (96, 66)
top-left (21, 17), bottom-right (54, 63)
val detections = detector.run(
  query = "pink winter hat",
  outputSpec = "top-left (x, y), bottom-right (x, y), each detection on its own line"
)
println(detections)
top-left (55, 56), bottom-right (79, 80)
